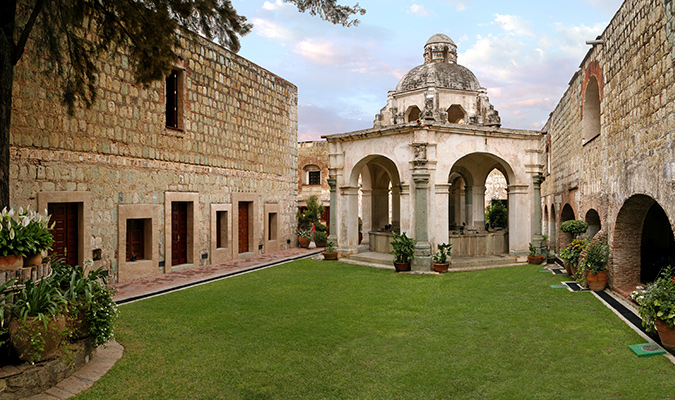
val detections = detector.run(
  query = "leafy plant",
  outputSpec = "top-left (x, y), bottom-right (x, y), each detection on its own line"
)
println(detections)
top-left (86, 281), bottom-right (118, 347)
top-left (632, 266), bottom-right (675, 333)
top-left (390, 232), bottom-right (415, 264)
top-left (325, 241), bottom-right (336, 252)
top-left (528, 242), bottom-right (537, 256)
top-left (559, 238), bottom-right (588, 268)
top-left (297, 229), bottom-right (312, 239)
top-left (582, 240), bottom-right (610, 273)
top-left (485, 198), bottom-right (507, 228)
top-left (560, 220), bottom-right (588, 239)
top-left (0, 206), bottom-right (54, 257)
top-left (0, 278), bottom-right (17, 348)
top-left (314, 230), bottom-right (327, 244)
top-left (11, 278), bottom-right (66, 329)
top-left (297, 195), bottom-right (325, 231)
top-left (432, 243), bottom-right (452, 264)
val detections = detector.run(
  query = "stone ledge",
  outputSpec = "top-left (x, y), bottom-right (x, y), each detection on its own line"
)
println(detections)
top-left (0, 339), bottom-right (95, 400)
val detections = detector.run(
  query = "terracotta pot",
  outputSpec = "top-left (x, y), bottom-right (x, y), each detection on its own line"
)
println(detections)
top-left (393, 262), bottom-right (411, 272)
top-left (433, 262), bottom-right (450, 273)
top-left (527, 255), bottom-right (544, 265)
top-left (656, 319), bottom-right (675, 351)
top-left (316, 241), bottom-right (327, 248)
top-left (564, 263), bottom-right (572, 275)
top-left (322, 251), bottom-right (338, 260)
top-left (10, 315), bottom-right (66, 362)
top-left (0, 254), bottom-right (23, 271)
top-left (298, 236), bottom-right (311, 248)
top-left (68, 309), bottom-right (91, 340)
top-left (586, 270), bottom-right (608, 291)
top-left (24, 253), bottom-right (43, 267)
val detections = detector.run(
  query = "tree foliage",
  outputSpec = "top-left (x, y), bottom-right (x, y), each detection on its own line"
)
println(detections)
top-left (485, 198), bottom-right (507, 228)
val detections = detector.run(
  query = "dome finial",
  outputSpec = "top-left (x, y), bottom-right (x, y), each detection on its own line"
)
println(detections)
top-left (424, 34), bottom-right (457, 64)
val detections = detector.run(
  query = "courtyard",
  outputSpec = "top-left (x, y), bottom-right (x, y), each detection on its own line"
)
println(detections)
top-left (75, 259), bottom-right (675, 399)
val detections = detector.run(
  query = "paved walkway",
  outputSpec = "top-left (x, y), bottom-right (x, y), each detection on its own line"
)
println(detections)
top-left (24, 247), bottom-right (322, 399)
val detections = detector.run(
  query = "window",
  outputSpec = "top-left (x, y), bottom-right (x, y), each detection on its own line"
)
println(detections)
top-left (447, 104), bottom-right (466, 124)
top-left (406, 106), bottom-right (421, 122)
top-left (216, 211), bottom-right (228, 249)
top-left (268, 213), bottom-right (278, 241)
top-left (308, 170), bottom-right (321, 185)
top-left (582, 76), bottom-right (601, 144)
top-left (166, 69), bottom-right (183, 130)
top-left (126, 219), bottom-right (149, 261)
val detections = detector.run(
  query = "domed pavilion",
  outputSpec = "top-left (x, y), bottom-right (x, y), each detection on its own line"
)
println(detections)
top-left (322, 34), bottom-right (545, 271)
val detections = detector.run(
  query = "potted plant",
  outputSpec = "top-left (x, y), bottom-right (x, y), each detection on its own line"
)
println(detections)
top-left (297, 229), bottom-right (311, 248)
top-left (0, 207), bottom-right (27, 270)
top-left (542, 235), bottom-right (555, 264)
top-left (631, 266), bottom-right (675, 350)
top-left (390, 232), bottom-right (414, 272)
top-left (580, 239), bottom-right (610, 291)
top-left (527, 243), bottom-right (544, 265)
top-left (432, 243), bottom-right (452, 273)
top-left (9, 277), bottom-right (68, 363)
top-left (322, 241), bottom-right (338, 260)
top-left (560, 220), bottom-right (588, 240)
top-left (17, 207), bottom-right (55, 267)
top-left (314, 230), bottom-right (327, 247)
top-left (559, 238), bottom-right (588, 276)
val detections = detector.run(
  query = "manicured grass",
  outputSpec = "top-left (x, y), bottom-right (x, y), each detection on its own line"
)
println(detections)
top-left (76, 261), bottom-right (675, 399)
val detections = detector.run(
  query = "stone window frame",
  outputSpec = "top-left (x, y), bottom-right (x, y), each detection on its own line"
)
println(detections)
top-left (164, 192), bottom-right (200, 272)
top-left (405, 105), bottom-right (421, 122)
top-left (581, 62), bottom-right (603, 147)
top-left (447, 104), bottom-right (466, 124)
top-left (210, 203), bottom-right (233, 265)
top-left (264, 203), bottom-right (280, 253)
top-left (303, 164), bottom-right (321, 186)
top-left (37, 191), bottom-right (91, 269)
top-left (118, 204), bottom-right (160, 282)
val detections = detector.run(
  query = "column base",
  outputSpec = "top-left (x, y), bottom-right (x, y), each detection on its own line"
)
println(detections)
top-left (412, 241), bottom-right (432, 272)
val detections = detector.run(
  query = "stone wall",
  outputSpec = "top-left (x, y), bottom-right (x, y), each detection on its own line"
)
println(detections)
top-left (10, 32), bottom-right (299, 282)
top-left (297, 141), bottom-right (330, 208)
top-left (542, 0), bottom-right (675, 287)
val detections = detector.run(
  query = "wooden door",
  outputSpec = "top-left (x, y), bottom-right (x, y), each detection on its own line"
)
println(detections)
top-left (171, 202), bottom-right (188, 265)
top-left (238, 202), bottom-right (249, 253)
top-left (48, 203), bottom-right (79, 266)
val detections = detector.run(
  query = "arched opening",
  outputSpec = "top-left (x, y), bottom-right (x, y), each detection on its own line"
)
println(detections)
top-left (585, 209), bottom-right (601, 238)
top-left (543, 205), bottom-right (549, 243)
top-left (447, 104), bottom-right (466, 124)
top-left (349, 155), bottom-right (402, 253)
top-left (406, 106), bottom-right (421, 122)
top-left (559, 203), bottom-right (575, 248)
top-left (583, 76), bottom-right (601, 143)
top-left (614, 195), bottom-right (675, 287)
top-left (484, 168), bottom-right (507, 229)
top-left (302, 164), bottom-right (321, 186)
top-left (550, 204), bottom-right (557, 252)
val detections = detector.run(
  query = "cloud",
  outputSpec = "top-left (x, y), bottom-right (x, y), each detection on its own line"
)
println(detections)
top-left (407, 4), bottom-right (430, 17)
top-left (444, 0), bottom-right (468, 11)
top-left (261, 0), bottom-right (287, 11)
top-left (250, 18), bottom-right (295, 41)
top-left (493, 14), bottom-right (535, 37)
top-left (298, 104), bottom-right (369, 140)
top-left (554, 22), bottom-right (607, 59)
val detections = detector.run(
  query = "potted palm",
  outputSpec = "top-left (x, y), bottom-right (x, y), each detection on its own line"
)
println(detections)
top-left (580, 239), bottom-right (610, 291)
top-left (527, 243), bottom-right (544, 265)
top-left (632, 266), bottom-right (675, 350)
top-left (390, 232), bottom-right (414, 272)
top-left (432, 243), bottom-right (452, 273)
top-left (322, 241), bottom-right (338, 260)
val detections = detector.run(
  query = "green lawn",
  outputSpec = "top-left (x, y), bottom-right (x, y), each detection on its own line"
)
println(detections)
top-left (76, 260), bottom-right (675, 399)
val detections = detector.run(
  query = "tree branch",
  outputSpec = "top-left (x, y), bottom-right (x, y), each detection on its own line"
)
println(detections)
top-left (13, 0), bottom-right (46, 64)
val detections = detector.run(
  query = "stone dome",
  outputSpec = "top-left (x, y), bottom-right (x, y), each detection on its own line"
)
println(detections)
top-left (395, 34), bottom-right (481, 93)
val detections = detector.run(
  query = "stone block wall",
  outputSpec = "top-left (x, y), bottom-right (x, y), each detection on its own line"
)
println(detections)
top-left (542, 0), bottom-right (675, 287)
top-left (9, 32), bottom-right (299, 282)
top-left (297, 141), bottom-right (330, 208)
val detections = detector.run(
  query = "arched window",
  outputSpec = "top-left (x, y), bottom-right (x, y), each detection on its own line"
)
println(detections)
top-left (303, 165), bottom-right (321, 185)
top-left (583, 76), bottom-right (601, 144)
top-left (406, 106), bottom-right (421, 122)
top-left (447, 104), bottom-right (466, 124)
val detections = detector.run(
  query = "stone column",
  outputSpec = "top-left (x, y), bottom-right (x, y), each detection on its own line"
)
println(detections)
top-left (360, 188), bottom-right (372, 244)
top-left (412, 172), bottom-right (432, 271)
top-left (464, 185), bottom-right (473, 229)
top-left (532, 174), bottom-right (545, 255)
top-left (471, 185), bottom-right (486, 231)
top-left (391, 185), bottom-right (401, 232)
top-left (328, 177), bottom-right (338, 245)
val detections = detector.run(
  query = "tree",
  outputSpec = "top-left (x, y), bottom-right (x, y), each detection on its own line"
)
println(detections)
top-left (0, 0), bottom-right (365, 209)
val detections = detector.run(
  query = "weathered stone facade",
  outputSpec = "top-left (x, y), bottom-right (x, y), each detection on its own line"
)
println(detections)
top-left (542, 0), bottom-right (675, 289)
top-left (10, 33), bottom-right (298, 283)
top-left (297, 141), bottom-right (330, 209)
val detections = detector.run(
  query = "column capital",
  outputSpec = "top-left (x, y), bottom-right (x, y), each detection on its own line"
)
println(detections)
top-left (327, 177), bottom-right (337, 190)
top-left (412, 171), bottom-right (430, 185)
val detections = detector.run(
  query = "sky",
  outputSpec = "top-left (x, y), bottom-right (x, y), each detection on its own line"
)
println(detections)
top-left (230, 0), bottom-right (624, 141)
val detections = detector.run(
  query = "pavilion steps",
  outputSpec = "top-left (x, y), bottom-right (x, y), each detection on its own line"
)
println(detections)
top-left (341, 250), bottom-right (520, 272)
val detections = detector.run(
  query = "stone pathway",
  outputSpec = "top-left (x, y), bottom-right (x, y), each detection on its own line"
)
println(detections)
top-left (22, 247), bottom-right (322, 399)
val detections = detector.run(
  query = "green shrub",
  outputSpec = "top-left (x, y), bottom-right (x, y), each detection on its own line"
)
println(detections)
top-left (560, 220), bottom-right (588, 238)
top-left (485, 198), bottom-right (507, 228)
top-left (390, 232), bottom-right (415, 264)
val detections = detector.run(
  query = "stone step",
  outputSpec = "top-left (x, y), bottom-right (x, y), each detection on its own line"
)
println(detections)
top-left (342, 251), bottom-right (521, 272)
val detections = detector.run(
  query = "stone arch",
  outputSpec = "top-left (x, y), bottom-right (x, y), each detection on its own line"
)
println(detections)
top-left (583, 75), bottom-right (601, 143)
top-left (585, 209), bottom-right (601, 238)
top-left (613, 195), bottom-right (675, 287)
top-left (559, 203), bottom-right (575, 248)
top-left (550, 203), bottom-right (557, 251)
top-left (447, 104), bottom-right (466, 124)
top-left (348, 155), bottom-right (402, 245)
top-left (405, 105), bottom-right (421, 122)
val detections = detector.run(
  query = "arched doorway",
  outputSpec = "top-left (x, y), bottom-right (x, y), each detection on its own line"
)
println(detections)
top-left (550, 204), bottom-right (557, 252)
top-left (613, 195), bottom-right (675, 287)
top-left (559, 203), bottom-right (575, 248)
top-left (585, 209), bottom-right (601, 238)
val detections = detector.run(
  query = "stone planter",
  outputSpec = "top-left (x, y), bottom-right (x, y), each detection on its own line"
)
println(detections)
top-left (586, 270), bottom-right (608, 291)
top-left (0, 254), bottom-right (23, 271)
top-left (656, 319), bottom-right (675, 351)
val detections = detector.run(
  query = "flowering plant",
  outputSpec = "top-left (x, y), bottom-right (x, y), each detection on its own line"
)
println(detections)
top-left (559, 238), bottom-right (588, 268)
top-left (0, 207), bottom-right (54, 257)
top-left (631, 266), bottom-right (675, 333)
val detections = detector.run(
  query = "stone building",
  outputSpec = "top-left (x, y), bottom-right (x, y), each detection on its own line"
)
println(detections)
top-left (9, 32), bottom-right (299, 283)
top-left (324, 34), bottom-right (544, 270)
top-left (297, 140), bottom-right (330, 225)
top-left (542, 0), bottom-right (675, 291)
